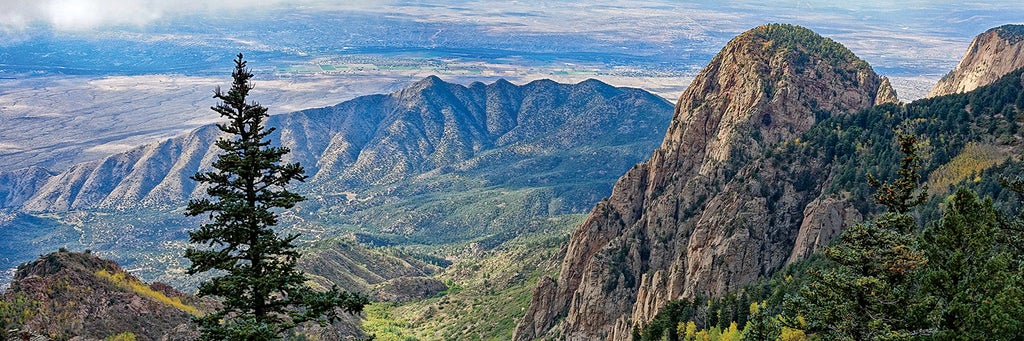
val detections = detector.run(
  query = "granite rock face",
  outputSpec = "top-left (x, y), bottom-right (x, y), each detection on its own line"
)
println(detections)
top-left (515, 24), bottom-right (889, 341)
top-left (875, 76), bottom-right (900, 105)
top-left (928, 25), bottom-right (1024, 98)
top-left (786, 193), bottom-right (863, 265)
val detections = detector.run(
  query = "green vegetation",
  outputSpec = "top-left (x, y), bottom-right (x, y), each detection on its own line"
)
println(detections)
top-left (94, 269), bottom-right (201, 316)
top-left (361, 219), bottom-right (576, 340)
top-left (790, 133), bottom-right (929, 339)
top-left (798, 67), bottom-right (1024, 214)
top-left (103, 332), bottom-right (137, 341)
top-left (184, 54), bottom-right (367, 340)
top-left (920, 188), bottom-right (1024, 339)
top-left (638, 140), bottom-right (1024, 339)
top-left (994, 24), bottom-right (1024, 43)
top-left (0, 291), bottom-right (39, 334)
top-left (754, 23), bottom-right (866, 69)
top-left (363, 303), bottom-right (417, 341)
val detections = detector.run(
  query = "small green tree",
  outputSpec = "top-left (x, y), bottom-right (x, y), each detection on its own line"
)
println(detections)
top-left (0, 291), bottom-right (39, 334)
top-left (866, 132), bottom-right (928, 217)
top-left (185, 53), bottom-right (366, 340)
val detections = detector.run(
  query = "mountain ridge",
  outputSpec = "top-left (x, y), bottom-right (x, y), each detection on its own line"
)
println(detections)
top-left (928, 24), bottom-right (1024, 97)
top-left (0, 76), bottom-right (674, 293)
top-left (515, 23), bottom-right (894, 340)
top-left (1, 250), bottom-right (202, 340)
top-left (3, 77), bottom-right (670, 213)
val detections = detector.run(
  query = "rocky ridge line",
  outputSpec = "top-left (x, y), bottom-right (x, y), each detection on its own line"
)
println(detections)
top-left (514, 24), bottom-right (892, 340)
top-left (928, 24), bottom-right (1024, 97)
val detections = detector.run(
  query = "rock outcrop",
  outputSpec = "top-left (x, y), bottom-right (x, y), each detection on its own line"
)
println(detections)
top-left (875, 76), bottom-right (900, 105)
top-left (785, 193), bottom-right (862, 265)
top-left (928, 24), bottom-right (1024, 97)
top-left (1, 250), bottom-right (202, 340)
top-left (515, 24), bottom-right (889, 340)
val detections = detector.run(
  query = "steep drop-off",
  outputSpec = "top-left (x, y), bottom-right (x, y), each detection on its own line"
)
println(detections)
top-left (515, 24), bottom-right (894, 340)
top-left (929, 24), bottom-right (1024, 97)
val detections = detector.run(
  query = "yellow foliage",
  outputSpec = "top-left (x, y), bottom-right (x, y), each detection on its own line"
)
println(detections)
top-left (927, 142), bottom-right (1006, 195)
top-left (720, 322), bottom-right (742, 341)
top-left (104, 332), bottom-right (137, 341)
top-left (779, 327), bottom-right (809, 341)
top-left (678, 320), bottom-right (697, 341)
top-left (362, 303), bottom-right (417, 341)
top-left (94, 270), bottom-right (201, 316)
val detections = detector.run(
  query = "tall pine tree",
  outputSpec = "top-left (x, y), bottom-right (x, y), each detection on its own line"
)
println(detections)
top-left (185, 54), bottom-right (367, 340)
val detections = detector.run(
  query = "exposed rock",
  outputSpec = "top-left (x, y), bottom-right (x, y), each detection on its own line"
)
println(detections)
top-left (928, 24), bottom-right (1024, 98)
top-left (875, 76), bottom-right (900, 105)
top-left (786, 193), bottom-right (862, 265)
top-left (517, 276), bottom-right (562, 339)
top-left (515, 24), bottom-right (886, 340)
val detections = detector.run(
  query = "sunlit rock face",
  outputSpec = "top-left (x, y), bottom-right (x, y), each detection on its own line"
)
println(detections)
top-left (928, 25), bottom-right (1024, 98)
top-left (515, 24), bottom-right (889, 341)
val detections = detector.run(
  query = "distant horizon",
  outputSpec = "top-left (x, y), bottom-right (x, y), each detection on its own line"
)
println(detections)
top-left (2, 0), bottom-right (1023, 173)
top-left (4, 1), bottom-right (1022, 76)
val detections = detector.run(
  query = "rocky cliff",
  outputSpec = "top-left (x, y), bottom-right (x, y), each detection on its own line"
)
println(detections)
top-left (928, 24), bottom-right (1024, 97)
top-left (514, 24), bottom-right (892, 340)
top-left (0, 250), bottom-right (203, 340)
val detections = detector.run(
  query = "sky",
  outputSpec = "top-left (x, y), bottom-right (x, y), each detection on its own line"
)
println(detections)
top-left (0, 0), bottom-right (368, 31)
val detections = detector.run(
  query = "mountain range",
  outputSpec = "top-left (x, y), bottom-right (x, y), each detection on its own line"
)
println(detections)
top-left (3, 22), bottom-right (1024, 341)
top-left (0, 75), bottom-right (673, 289)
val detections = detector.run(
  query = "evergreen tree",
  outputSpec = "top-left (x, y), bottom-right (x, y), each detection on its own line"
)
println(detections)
top-left (787, 133), bottom-right (928, 340)
top-left (866, 133), bottom-right (928, 217)
top-left (185, 54), bottom-right (367, 340)
top-left (999, 176), bottom-right (1024, 255)
top-left (741, 301), bottom-right (780, 341)
top-left (920, 187), bottom-right (1024, 339)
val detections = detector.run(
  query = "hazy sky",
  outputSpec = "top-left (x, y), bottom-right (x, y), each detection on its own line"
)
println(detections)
top-left (0, 0), bottom-right (359, 31)
top-left (1, 0), bottom-right (1022, 172)
top-left (1, 0), bottom-right (1019, 34)
top-left (2, 1), bottom-right (1023, 78)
